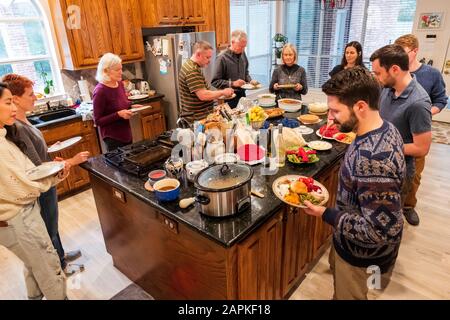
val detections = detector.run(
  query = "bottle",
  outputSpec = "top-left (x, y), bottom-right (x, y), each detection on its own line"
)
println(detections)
top-left (276, 124), bottom-right (286, 167)
top-left (264, 124), bottom-right (273, 167)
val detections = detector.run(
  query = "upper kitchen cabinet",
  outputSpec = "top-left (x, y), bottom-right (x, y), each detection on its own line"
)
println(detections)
top-left (213, 0), bottom-right (230, 49)
top-left (140, 0), bottom-right (207, 27)
top-left (105, 0), bottom-right (144, 61)
top-left (50, 0), bottom-right (144, 70)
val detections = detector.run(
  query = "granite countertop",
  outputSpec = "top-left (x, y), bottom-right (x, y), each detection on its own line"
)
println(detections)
top-left (82, 107), bottom-right (348, 248)
top-left (129, 93), bottom-right (165, 105)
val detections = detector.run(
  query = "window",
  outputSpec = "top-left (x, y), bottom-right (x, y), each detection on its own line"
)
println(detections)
top-left (285, 0), bottom-right (416, 88)
top-left (230, 0), bottom-right (276, 86)
top-left (0, 0), bottom-right (63, 95)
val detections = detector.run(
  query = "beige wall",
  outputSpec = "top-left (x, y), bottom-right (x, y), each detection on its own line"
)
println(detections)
top-left (412, 0), bottom-right (450, 72)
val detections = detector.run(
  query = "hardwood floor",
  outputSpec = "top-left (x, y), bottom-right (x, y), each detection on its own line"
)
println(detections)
top-left (1, 143), bottom-right (449, 300)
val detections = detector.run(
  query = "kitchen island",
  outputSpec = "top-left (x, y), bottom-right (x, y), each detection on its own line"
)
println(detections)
top-left (81, 115), bottom-right (348, 299)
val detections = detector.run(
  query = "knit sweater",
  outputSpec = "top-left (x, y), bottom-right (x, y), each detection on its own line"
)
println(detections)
top-left (0, 128), bottom-right (59, 221)
top-left (322, 121), bottom-right (406, 272)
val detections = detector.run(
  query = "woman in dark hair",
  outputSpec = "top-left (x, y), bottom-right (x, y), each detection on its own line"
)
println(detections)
top-left (2, 73), bottom-right (89, 275)
top-left (0, 82), bottom-right (69, 300)
top-left (329, 41), bottom-right (366, 77)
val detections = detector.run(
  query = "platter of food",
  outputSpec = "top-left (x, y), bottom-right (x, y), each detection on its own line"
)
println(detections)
top-left (265, 108), bottom-right (285, 118)
top-left (272, 175), bottom-right (329, 208)
top-left (298, 114), bottom-right (321, 124)
top-left (333, 132), bottom-right (356, 144)
top-left (316, 124), bottom-right (340, 140)
top-left (286, 146), bottom-right (320, 165)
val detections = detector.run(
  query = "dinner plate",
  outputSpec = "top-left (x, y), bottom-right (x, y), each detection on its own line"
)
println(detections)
top-left (307, 140), bottom-right (333, 151)
top-left (128, 94), bottom-right (149, 100)
top-left (241, 83), bottom-right (262, 90)
top-left (218, 93), bottom-right (236, 100)
top-left (315, 129), bottom-right (336, 140)
top-left (130, 105), bottom-right (153, 113)
top-left (297, 116), bottom-right (322, 125)
top-left (272, 175), bottom-right (329, 208)
top-left (294, 126), bottom-right (314, 135)
top-left (47, 136), bottom-right (82, 153)
top-left (333, 132), bottom-right (356, 144)
top-left (26, 161), bottom-right (65, 181)
top-left (277, 84), bottom-right (296, 89)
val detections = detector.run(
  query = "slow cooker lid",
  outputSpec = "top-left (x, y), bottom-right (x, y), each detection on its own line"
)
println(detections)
top-left (197, 164), bottom-right (252, 190)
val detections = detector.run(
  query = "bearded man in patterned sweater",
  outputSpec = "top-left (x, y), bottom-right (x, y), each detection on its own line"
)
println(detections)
top-left (304, 67), bottom-right (406, 300)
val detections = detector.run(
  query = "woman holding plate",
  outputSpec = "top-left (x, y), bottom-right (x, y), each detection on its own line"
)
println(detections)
top-left (269, 44), bottom-right (308, 101)
top-left (2, 73), bottom-right (89, 275)
top-left (0, 82), bottom-right (70, 299)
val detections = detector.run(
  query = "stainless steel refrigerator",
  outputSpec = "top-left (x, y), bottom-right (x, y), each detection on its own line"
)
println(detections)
top-left (144, 31), bottom-right (216, 130)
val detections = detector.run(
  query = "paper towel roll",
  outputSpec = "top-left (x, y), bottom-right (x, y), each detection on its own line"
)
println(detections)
top-left (78, 78), bottom-right (91, 102)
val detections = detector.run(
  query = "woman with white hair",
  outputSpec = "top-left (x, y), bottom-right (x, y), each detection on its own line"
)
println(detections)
top-left (93, 53), bottom-right (139, 151)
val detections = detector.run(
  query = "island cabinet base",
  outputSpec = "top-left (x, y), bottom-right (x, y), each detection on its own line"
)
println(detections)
top-left (89, 160), bottom-right (340, 299)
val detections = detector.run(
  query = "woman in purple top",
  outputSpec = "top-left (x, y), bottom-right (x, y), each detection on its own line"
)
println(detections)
top-left (93, 53), bottom-right (141, 151)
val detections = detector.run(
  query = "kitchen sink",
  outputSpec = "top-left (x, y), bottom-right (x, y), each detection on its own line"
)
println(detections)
top-left (38, 109), bottom-right (76, 122)
top-left (27, 108), bottom-right (77, 125)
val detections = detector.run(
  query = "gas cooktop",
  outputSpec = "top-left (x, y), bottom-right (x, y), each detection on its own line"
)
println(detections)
top-left (103, 138), bottom-right (173, 178)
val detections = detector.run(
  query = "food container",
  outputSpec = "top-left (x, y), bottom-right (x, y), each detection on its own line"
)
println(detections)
top-left (278, 98), bottom-right (303, 112)
top-left (185, 160), bottom-right (209, 182)
top-left (148, 169), bottom-right (167, 185)
top-left (180, 164), bottom-right (253, 217)
top-left (250, 114), bottom-right (268, 130)
top-left (308, 102), bottom-right (328, 114)
top-left (257, 93), bottom-right (276, 106)
top-left (153, 178), bottom-right (180, 202)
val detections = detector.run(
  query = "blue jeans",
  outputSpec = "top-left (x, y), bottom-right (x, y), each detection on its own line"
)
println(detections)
top-left (38, 187), bottom-right (66, 268)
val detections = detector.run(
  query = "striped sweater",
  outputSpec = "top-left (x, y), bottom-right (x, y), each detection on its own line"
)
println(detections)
top-left (322, 121), bottom-right (406, 272)
top-left (178, 59), bottom-right (214, 123)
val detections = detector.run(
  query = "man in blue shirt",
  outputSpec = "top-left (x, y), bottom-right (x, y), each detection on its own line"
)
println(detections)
top-left (394, 34), bottom-right (448, 225)
top-left (370, 44), bottom-right (432, 226)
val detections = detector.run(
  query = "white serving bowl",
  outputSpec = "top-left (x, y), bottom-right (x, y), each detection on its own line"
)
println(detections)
top-left (278, 98), bottom-right (303, 112)
top-left (308, 102), bottom-right (328, 113)
top-left (257, 93), bottom-right (276, 106)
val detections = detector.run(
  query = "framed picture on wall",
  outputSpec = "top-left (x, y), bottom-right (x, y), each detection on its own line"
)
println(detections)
top-left (418, 12), bottom-right (443, 29)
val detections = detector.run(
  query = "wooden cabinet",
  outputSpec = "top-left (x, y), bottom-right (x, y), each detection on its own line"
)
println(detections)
top-left (213, 0), bottom-right (230, 49)
top-left (41, 119), bottom-right (101, 196)
top-left (141, 0), bottom-right (207, 27)
top-left (105, 0), bottom-right (144, 61)
top-left (50, 0), bottom-right (144, 69)
top-left (280, 161), bottom-right (341, 298)
top-left (237, 210), bottom-right (283, 299)
top-left (138, 100), bottom-right (166, 140)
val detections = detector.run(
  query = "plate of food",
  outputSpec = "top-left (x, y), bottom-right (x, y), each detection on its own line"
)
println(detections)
top-left (286, 146), bottom-right (320, 165)
top-left (241, 83), bottom-right (262, 90)
top-left (26, 161), bottom-right (65, 181)
top-left (307, 140), bottom-right (333, 151)
top-left (130, 105), bottom-right (153, 113)
top-left (47, 136), bottom-right (82, 153)
top-left (218, 93), bottom-right (237, 100)
top-left (277, 84), bottom-right (297, 89)
top-left (265, 108), bottom-right (285, 119)
top-left (316, 124), bottom-right (340, 140)
top-left (333, 132), bottom-right (356, 144)
top-left (272, 175), bottom-right (329, 208)
top-left (298, 114), bottom-right (321, 124)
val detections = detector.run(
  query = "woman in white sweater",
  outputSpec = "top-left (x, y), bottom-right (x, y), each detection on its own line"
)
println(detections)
top-left (0, 83), bottom-right (69, 300)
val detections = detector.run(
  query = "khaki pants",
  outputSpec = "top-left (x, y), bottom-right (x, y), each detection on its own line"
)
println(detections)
top-left (0, 201), bottom-right (66, 300)
top-left (329, 246), bottom-right (394, 300)
top-left (404, 156), bottom-right (426, 208)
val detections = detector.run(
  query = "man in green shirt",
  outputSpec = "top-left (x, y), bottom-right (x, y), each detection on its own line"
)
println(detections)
top-left (179, 41), bottom-right (234, 124)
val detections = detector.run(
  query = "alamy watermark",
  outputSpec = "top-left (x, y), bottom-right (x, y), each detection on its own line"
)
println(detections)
top-left (66, 5), bottom-right (81, 30)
